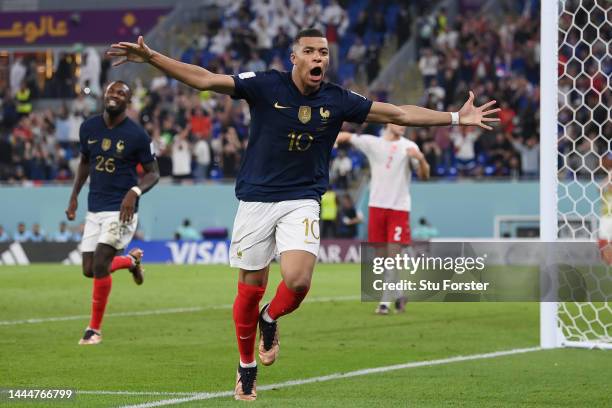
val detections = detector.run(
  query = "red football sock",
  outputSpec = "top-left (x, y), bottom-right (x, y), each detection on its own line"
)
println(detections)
top-left (89, 275), bottom-right (112, 331)
top-left (233, 282), bottom-right (266, 364)
top-left (110, 256), bottom-right (133, 273)
top-left (267, 281), bottom-right (309, 321)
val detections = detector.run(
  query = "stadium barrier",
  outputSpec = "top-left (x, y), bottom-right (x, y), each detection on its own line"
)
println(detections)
top-left (0, 239), bottom-right (364, 265)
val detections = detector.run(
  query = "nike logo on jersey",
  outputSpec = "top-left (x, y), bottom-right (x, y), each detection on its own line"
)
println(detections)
top-left (274, 102), bottom-right (291, 109)
top-left (88, 139), bottom-right (98, 144)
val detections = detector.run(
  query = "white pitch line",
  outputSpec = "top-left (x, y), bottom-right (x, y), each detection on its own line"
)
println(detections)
top-left (0, 295), bottom-right (359, 326)
top-left (116, 346), bottom-right (542, 408)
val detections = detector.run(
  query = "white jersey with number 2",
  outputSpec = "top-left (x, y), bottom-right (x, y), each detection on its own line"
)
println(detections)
top-left (350, 133), bottom-right (419, 212)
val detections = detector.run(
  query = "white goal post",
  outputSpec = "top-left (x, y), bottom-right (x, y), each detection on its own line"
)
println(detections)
top-left (540, 0), bottom-right (611, 349)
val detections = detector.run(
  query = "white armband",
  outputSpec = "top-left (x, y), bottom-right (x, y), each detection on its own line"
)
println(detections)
top-left (450, 112), bottom-right (460, 126)
top-left (131, 186), bottom-right (142, 196)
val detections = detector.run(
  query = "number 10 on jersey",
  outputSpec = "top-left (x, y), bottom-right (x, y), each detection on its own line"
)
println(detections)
top-left (288, 131), bottom-right (314, 152)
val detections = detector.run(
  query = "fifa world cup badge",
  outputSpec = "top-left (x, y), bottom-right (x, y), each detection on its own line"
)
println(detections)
top-left (298, 106), bottom-right (311, 124)
top-left (101, 138), bottom-right (112, 151)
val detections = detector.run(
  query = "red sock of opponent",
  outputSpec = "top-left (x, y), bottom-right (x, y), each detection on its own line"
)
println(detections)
top-left (233, 282), bottom-right (266, 364)
top-left (89, 275), bottom-right (112, 331)
top-left (267, 281), bottom-right (309, 320)
top-left (109, 256), bottom-right (133, 272)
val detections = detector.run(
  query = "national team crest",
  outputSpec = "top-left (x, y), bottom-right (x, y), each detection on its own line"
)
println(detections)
top-left (101, 138), bottom-right (112, 151)
top-left (298, 106), bottom-right (311, 124)
top-left (116, 140), bottom-right (125, 154)
top-left (320, 107), bottom-right (330, 121)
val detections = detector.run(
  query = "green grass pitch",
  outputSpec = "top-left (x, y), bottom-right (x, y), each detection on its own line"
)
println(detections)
top-left (0, 264), bottom-right (610, 407)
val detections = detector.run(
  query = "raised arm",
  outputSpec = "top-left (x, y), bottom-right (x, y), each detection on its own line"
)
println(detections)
top-left (366, 91), bottom-right (500, 131)
top-left (108, 36), bottom-right (235, 94)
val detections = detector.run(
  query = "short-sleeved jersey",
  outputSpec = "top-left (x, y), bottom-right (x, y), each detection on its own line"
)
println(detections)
top-left (232, 70), bottom-right (373, 202)
top-left (350, 134), bottom-right (419, 212)
top-left (79, 115), bottom-right (154, 212)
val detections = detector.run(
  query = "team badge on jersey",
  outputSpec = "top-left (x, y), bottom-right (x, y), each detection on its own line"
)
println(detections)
top-left (320, 107), bottom-right (330, 120)
top-left (102, 138), bottom-right (112, 151)
top-left (298, 106), bottom-right (311, 124)
top-left (116, 140), bottom-right (125, 154)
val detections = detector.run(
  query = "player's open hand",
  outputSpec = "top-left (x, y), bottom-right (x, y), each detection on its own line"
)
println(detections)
top-left (120, 190), bottom-right (138, 223)
top-left (457, 91), bottom-right (500, 131)
top-left (107, 36), bottom-right (153, 67)
top-left (65, 197), bottom-right (78, 221)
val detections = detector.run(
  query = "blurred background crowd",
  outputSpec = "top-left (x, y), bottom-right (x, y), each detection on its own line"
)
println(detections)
top-left (0, 0), bottom-right (560, 188)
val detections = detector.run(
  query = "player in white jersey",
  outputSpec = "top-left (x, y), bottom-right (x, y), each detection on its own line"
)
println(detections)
top-left (337, 123), bottom-right (430, 314)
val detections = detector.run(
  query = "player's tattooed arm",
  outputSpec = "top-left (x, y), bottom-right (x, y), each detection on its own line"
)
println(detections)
top-left (65, 154), bottom-right (90, 221)
top-left (366, 92), bottom-right (500, 130)
top-left (108, 36), bottom-right (235, 95)
top-left (120, 160), bottom-right (160, 223)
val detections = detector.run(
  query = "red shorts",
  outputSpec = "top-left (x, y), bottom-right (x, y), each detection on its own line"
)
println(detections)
top-left (368, 207), bottom-right (411, 244)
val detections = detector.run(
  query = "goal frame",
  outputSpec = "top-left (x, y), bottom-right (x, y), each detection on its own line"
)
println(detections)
top-left (539, 0), bottom-right (612, 350)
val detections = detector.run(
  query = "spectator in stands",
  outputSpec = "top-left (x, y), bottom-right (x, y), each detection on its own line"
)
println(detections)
top-left (451, 126), bottom-right (480, 176)
top-left (9, 57), bottom-right (26, 97)
top-left (53, 221), bottom-right (74, 242)
top-left (418, 48), bottom-right (439, 88)
top-left (194, 137), bottom-right (211, 182)
top-left (0, 225), bottom-right (10, 242)
top-left (176, 219), bottom-right (200, 241)
top-left (13, 222), bottom-right (30, 242)
top-left (413, 217), bottom-right (439, 240)
top-left (508, 133), bottom-right (540, 177)
top-left (337, 194), bottom-right (362, 239)
top-left (320, 188), bottom-right (338, 239)
top-left (331, 148), bottom-right (353, 189)
top-left (29, 223), bottom-right (46, 242)
top-left (396, 3), bottom-right (413, 46)
top-left (221, 126), bottom-right (242, 178)
top-left (171, 127), bottom-right (193, 182)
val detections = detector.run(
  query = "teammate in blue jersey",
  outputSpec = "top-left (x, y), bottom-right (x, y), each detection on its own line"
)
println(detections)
top-left (109, 29), bottom-right (499, 400)
top-left (65, 81), bottom-right (160, 345)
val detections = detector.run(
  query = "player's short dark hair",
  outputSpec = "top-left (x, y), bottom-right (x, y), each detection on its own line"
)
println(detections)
top-left (293, 28), bottom-right (326, 46)
top-left (106, 80), bottom-right (132, 97)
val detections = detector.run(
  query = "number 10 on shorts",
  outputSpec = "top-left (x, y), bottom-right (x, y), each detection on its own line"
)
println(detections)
top-left (302, 218), bottom-right (320, 241)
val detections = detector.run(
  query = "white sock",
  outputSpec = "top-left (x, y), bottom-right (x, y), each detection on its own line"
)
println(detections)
top-left (239, 360), bottom-right (257, 368)
top-left (262, 306), bottom-right (275, 323)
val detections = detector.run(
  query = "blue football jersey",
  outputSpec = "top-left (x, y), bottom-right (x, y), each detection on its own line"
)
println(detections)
top-left (79, 115), bottom-right (154, 212)
top-left (232, 70), bottom-right (373, 202)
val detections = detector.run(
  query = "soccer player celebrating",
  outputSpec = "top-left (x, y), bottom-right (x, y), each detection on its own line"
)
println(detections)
top-left (336, 124), bottom-right (430, 314)
top-left (109, 30), bottom-right (498, 400)
top-left (65, 81), bottom-right (160, 345)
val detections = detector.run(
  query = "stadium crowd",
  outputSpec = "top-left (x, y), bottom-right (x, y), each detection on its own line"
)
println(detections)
top-left (0, 1), bottom-right (578, 186)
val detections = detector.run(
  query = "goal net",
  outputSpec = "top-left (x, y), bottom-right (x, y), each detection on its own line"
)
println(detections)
top-left (541, 0), bottom-right (611, 349)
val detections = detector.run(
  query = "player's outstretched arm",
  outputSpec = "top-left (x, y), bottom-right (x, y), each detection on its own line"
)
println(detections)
top-left (119, 160), bottom-right (160, 223)
top-left (65, 154), bottom-right (90, 221)
top-left (108, 36), bottom-right (235, 95)
top-left (366, 91), bottom-right (500, 130)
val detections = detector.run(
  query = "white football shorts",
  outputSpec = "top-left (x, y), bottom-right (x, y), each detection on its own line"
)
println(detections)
top-left (81, 211), bottom-right (138, 252)
top-left (229, 199), bottom-right (321, 270)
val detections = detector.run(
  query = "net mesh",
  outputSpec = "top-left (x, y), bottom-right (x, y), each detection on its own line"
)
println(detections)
top-left (556, 0), bottom-right (611, 346)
